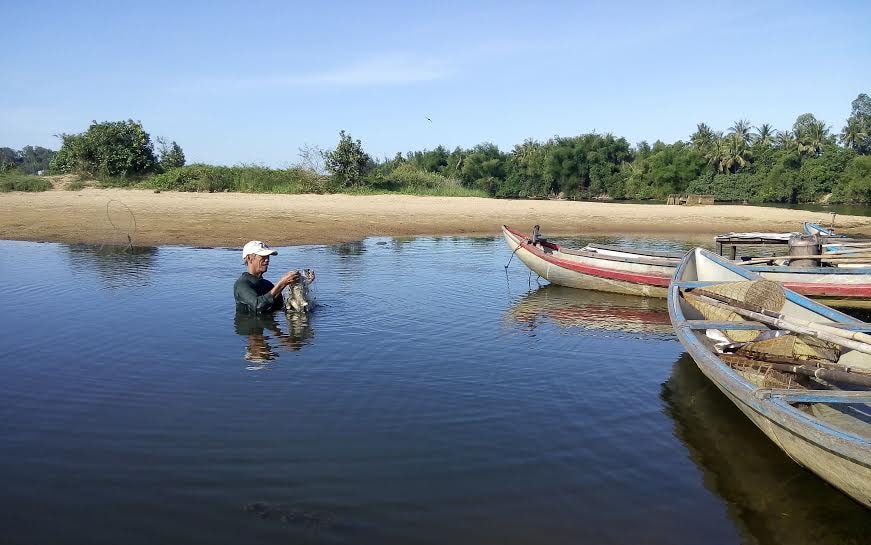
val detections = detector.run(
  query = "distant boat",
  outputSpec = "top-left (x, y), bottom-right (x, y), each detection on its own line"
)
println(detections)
top-left (668, 248), bottom-right (871, 508)
top-left (503, 225), bottom-right (871, 307)
top-left (803, 222), bottom-right (840, 238)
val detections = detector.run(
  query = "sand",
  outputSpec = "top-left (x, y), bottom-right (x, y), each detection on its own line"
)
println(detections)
top-left (1, 188), bottom-right (869, 247)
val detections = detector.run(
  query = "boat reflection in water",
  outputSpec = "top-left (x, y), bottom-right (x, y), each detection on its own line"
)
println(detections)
top-left (661, 354), bottom-right (871, 545)
top-left (233, 311), bottom-right (314, 369)
top-left (506, 284), bottom-right (673, 337)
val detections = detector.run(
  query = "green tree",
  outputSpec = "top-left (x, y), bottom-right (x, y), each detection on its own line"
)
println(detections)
top-left (792, 113), bottom-right (830, 155)
top-left (775, 130), bottom-right (799, 152)
top-left (0, 147), bottom-right (19, 172)
top-left (18, 146), bottom-right (56, 174)
top-left (49, 119), bottom-right (157, 178)
top-left (841, 93), bottom-right (871, 154)
top-left (325, 130), bottom-right (372, 188)
top-left (752, 123), bottom-right (776, 148)
top-left (729, 119), bottom-right (752, 147)
top-left (690, 123), bottom-right (716, 153)
top-left (833, 155), bottom-right (871, 203)
top-left (503, 138), bottom-right (555, 197)
top-left (157, 139), bottom-right (186, 171)
top-left (460, 142), bottom-right (507, 194)
top-left (841, 118), bottom-right (869, 152)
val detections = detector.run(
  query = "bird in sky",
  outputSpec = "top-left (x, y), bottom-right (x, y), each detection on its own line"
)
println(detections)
top-left (425, 116), bottom-right (432, 123)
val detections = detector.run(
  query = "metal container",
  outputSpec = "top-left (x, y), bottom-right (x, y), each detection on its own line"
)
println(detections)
top-left (788, 234), bottom-right (821, 268)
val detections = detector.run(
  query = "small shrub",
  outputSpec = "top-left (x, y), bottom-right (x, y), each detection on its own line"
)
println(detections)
top-left (371, 163), bottom-right (485, 196)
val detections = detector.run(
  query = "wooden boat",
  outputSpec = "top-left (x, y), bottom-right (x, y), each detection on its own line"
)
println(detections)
top-left (804, 221), bottom-right (832, 237)
top-left (668, 248), bottom-right (871, 508)
top-left (502, 225), bottom-right (680, 298)
top-left (503, 225), bottom-right (871, 307)
top-left (662, 353), bottom-right (871, 540)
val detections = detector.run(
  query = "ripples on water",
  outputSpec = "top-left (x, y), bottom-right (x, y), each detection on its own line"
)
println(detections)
top-left (0, 236), bottom-right (868, 545)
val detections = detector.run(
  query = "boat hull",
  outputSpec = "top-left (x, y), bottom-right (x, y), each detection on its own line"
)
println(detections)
top-left (502, 226), bottom-right (673, 297)
top-left (669, 248), bottom-right (871, 508)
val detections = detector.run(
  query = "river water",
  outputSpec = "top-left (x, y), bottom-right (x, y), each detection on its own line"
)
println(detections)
top-left (1, 236), bottom-right (868, 544)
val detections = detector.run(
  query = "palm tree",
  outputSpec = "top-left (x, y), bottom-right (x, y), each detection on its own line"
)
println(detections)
top-left (775, 130), bottom-right (798, 151)
top-left (752, 123), bottom-right (776, 148)
top-left (798, 120), bottom-right (830, 155)
top-left (722, 133), bottom-right (752, 173)
top-left (729, 119), bottom-right (752, 147)
top-left (704, 132), bottom-right (728, 175)
top-left (691, 123), bottom-right (715, 152)
top-left (840, 118), bottom-right (869, 152)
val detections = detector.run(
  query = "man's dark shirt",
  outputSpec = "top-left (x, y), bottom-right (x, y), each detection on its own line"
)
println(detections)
top-left (234, 272), bottom-right (283, 313)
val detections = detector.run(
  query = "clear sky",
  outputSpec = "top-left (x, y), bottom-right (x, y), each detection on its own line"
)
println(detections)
top-left (2, 0), bottom-right (870, 167)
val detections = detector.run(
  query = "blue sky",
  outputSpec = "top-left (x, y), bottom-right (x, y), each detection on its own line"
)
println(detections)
top-left (2, 0), bottom-right (870, 166)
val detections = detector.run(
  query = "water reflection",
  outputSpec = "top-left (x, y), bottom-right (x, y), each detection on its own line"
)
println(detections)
top-left (233, 311), bottom-right (314, 368)
top-left (661, 353), bottom-right (871, 545)
top-left (506, 284), bottom-right (673, 337)
top-left (327, 241), bottom-right (366, 257)
top-left (65, 244), bottom-right (158, 288)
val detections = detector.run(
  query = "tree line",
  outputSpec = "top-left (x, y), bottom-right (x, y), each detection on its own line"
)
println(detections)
top-left (319, 93), bottom-right (871, 204)
top-left (5, 93), bottom-right (871, 202)
top-left (0, 145), bottom-right (56, 175)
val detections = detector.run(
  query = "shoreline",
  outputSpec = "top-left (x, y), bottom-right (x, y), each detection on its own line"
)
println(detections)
top-left (2, 188), bottom-right (870, 248)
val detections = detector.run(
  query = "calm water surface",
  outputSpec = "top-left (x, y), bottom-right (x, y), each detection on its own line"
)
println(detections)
top-left (1, 236), bottom-right (868, 545)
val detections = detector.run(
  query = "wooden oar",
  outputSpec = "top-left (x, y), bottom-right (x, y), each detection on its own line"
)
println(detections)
top-left (819, 241), bottom-right (871, 248)
top-left (731, 348), bottom-right (871, 375)
top-left (691, 288), bottom-right (871, 345)
top-left (821, 247), bottom-right (871, 256)
top-left (682, 291), bottom-right (871, 356)
top-left (722, 354), bottom-right (871, 388)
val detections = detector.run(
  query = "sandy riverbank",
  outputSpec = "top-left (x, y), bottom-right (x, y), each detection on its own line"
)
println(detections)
top-left (1, 188), bottom-right (869, 247)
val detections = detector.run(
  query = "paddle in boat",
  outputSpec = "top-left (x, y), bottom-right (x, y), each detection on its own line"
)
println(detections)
top-left (503, 224), bottom-right (871, 307)
top-left (668, 248), bottom-right (871, 508)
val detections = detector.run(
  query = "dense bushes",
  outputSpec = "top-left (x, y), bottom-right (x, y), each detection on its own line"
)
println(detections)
top-left (141, 165), bottom-right (328, 193)
top-left (50, 120), bottom-right (185, 179)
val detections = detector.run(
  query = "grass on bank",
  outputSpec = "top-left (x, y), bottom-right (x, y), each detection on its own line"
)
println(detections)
top-left (1, 164), bottom-right (488, 197)
top-left (0, 173), bottom-right (53, 192)
top-left (112, 164), bottom-right (488, 197)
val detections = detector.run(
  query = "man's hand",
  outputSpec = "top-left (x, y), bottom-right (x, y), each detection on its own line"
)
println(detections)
top-left (279, 270), bottom-right (300, 288)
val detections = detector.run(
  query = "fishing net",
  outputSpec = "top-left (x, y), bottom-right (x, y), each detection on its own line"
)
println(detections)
top-left (701, 279), bottom-right (785, 311)
top-left (737, 334), bottom-right (841, 363)
top-left (721, 355), bottom-right (807, 389)
top-left (685, 279), bottom-right (786, 342)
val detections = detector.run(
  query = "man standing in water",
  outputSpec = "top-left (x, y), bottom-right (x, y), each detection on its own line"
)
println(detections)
top-left (234, 240), bottom-right (300, 313)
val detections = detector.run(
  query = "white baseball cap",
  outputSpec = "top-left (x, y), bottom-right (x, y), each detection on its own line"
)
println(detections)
top-left (242, 240), bottom-right (278, 260)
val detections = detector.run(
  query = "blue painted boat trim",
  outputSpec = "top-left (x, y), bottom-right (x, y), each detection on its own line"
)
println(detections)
top-left (804, 222), bottom-right (835, 237)
top-left (748, 265), bottom-right (871, 274)
top-left (761, 391), bottom-right (871, 404)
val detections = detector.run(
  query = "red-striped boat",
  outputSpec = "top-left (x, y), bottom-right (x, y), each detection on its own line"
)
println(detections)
top-left (503, 225), bottom-right (871, 307)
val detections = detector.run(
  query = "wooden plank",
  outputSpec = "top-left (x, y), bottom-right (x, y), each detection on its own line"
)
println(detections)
top-left (685, 320), bottom-right (771, 330)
